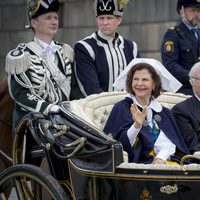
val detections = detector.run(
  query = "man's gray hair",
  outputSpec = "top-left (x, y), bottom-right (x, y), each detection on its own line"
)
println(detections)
top-left (189, 62), bottom-right (200, 77)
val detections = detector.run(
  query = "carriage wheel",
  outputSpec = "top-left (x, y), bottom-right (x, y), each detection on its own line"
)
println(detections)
top-left (13, 124), bottom-right (31, 165)
top-left (0, 164), bottom-right (67, 200)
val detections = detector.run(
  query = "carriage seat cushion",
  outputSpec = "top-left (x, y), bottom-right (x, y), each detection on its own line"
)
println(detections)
top-left (69, 91), bottom-right (191, 131)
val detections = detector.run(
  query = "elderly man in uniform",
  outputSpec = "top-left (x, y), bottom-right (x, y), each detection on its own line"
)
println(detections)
top-left (161, 0), bottom-right (200, 95)
top-left (6, 0), bottom-right (83, 130)
top-left (74, 0), bottom-right (140, 96)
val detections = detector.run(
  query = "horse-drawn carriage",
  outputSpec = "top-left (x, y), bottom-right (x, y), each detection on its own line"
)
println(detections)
top-left (1, 87), bottom-right (200, 200)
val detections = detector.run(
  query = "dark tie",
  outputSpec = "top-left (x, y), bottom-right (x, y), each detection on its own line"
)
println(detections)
top-left (196, 29), bottom-right (200, 58)
top-left (197, 29), bottom-right (200, 45)
top-left (192, 29), bottom-right (200, 51)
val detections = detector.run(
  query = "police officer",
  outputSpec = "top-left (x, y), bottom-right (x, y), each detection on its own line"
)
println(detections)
top-left (161, 0), bottom-right (200, 95)
top-left (6, 0), bottom-right (83, 130)
top-left (74, 0), bottom-right (140, 96)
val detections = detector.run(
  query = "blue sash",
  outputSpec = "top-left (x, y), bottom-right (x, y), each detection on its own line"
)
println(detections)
top-left (149, 119), bottom-right (160, 142)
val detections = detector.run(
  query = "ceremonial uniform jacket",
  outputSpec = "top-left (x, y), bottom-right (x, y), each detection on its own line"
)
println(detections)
top-left (6, 40), bottom-right (83, 129)
top-left (74, 30), bottom-right (139, 96)
top-left (104, 97), bottom-right (189, 163)
top-left (172, 96), bottom-right (200, 153)
top-left (161, 21), bottom-right (200, 95)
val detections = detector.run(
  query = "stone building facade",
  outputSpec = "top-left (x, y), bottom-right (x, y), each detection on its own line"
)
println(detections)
top-left (0, 0), bottom-right (179, 80)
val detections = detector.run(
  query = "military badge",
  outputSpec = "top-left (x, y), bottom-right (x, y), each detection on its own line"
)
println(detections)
top-left (164, 41), bottom-right (174, 52)
top-left (10, 49), bottom-right (23, 57)
top-left (28, 0), bottom-right (40, 18)
top-left (169, 26), bottom-right (175, 30)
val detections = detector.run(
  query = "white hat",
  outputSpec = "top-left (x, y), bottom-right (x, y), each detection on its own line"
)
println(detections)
top-left (113, 58), bottom-right (182, 92)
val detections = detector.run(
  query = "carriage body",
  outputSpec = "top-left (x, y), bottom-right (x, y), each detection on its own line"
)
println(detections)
top-left (9, 91), bottom-right (200, 199)
top-left (69, 158), bottom-right (200, 200)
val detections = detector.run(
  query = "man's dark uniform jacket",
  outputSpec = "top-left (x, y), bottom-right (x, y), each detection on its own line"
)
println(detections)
top-left (172, 96), bottom-right (200, 153)
top-left (161, 21), bottom-right (200, 95)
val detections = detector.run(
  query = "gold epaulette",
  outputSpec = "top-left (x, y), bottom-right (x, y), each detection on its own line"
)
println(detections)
top-left (168, 26), bottom-right (175, 30)
top-left (5, 43), bottom-right (31, 75)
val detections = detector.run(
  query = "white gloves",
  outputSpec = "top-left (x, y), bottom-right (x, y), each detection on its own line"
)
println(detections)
top-left (50, 105), bottom-right (60, 113)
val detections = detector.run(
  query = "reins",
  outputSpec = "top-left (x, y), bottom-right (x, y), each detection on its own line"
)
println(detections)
top-left (0, 117), bottom-right (12, 128)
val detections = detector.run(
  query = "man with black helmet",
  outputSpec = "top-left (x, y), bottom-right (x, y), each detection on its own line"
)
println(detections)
top-left (161, 0), bottom-right (200, 95)
top-left (74, 0), bottom-right (140, 96)
top-left (6, 0), bottom-right (83, 130)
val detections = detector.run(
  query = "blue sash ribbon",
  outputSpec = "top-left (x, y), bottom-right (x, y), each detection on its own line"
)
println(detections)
top-left (149, 119), bottom-right (160, 142)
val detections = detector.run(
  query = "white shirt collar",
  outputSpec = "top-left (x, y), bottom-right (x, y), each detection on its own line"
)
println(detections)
top-left (127, 93), bottom-right (163, 112)
top-left (98, 30), bottom-right (116, 42)
top-left (34, 37), bottom-right (58, 53)
top-left (182, 20), bottom-right (198, 30)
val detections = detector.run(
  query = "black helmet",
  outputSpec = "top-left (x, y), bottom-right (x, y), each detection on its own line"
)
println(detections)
top-left (177, 0), bottom-right (200, 13)
top-left (28, 0), bottom-right (60, 19)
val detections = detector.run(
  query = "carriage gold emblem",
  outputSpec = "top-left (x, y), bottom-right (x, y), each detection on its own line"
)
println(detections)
top-left (164, 41), bottom-right (174, 52)
top-left (140, 187), bottom-right (153, 200)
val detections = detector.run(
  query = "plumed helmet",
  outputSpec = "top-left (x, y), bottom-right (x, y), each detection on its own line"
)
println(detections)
top-left (28, 0), bottom-right (60, 19)
top-left (177, 0), bottom-right (200, 13)
top-left (94, 0), bottom-right (129, 17)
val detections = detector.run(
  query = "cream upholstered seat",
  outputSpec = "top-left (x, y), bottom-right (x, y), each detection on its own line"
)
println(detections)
top-left (69, 91), bottom-right (190, 131)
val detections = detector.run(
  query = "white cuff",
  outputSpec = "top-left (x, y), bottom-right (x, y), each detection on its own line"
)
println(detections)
top-left (50, 105), bottom-right (60, 113)
top-left (127, 123), bottom-right (140, 146)
top-left (156, 149), bottom-right (171, 161)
